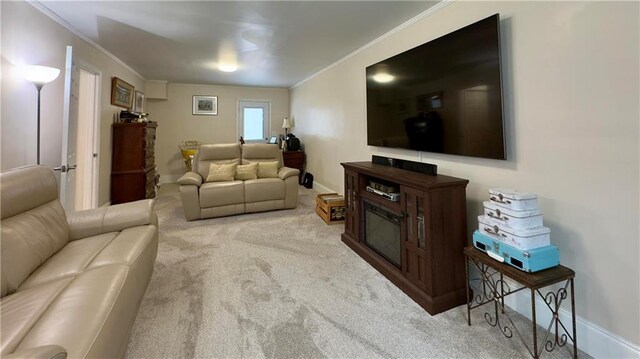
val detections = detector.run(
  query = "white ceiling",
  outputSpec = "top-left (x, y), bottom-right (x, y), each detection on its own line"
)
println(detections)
top-left (39, 1), bottom-right (438, 88)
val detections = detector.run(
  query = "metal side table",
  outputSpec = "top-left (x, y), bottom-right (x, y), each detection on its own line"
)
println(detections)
top-left (464, 246), bottom-right (577, 358)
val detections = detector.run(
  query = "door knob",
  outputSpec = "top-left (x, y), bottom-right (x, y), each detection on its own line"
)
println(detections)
top-left (53, 165), bottom-right (77, 172)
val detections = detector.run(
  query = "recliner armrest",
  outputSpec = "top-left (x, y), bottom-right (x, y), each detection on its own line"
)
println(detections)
top-left (4, 345), bottom-right (67, 359)
top-left (67, 199), bottom-right (157, 240)
top-left (177, 171), bottom-right (203, 186)
top-left (278, 166), bottom-right (300, 180)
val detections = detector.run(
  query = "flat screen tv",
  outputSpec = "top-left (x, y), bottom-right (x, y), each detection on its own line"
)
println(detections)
top-left (366, 14), bottom-right (505, 160)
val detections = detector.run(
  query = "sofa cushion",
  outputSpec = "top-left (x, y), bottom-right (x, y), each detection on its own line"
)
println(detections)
top-left (200, 181), bottom-right (245, 208)
top-left (1, 278), bottom-right (73, 355)
top-left (257, 161), bottom-right (279, 178)
top-left (244, 178), bottom-right (286, 202)
top-left (194, 144), bottom-right (241, 180)
top-left (67, 199), bottom-right (157, 240)
top-left (13, 265), bottom-right (134, 358)
top-left (0, 201), bottom-right (69, 297)
top-left (241, 143), bottom-right (283, 168)
top-left (206, 163), bottom-right (237, 182)
top-left (1, 166), bottom-right (59, 220)
top-left (235, 163), bottom-right (258, 180)
top-left (18, 226), bottom-right (157, 291)
top-left (1, 166), bottom-right (70, 298)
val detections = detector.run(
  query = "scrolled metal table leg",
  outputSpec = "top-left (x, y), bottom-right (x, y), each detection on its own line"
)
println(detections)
top-left (571, 279), bottom-right (577, 359)
top-left (466, 254), bottom-right (471, 326)
top-left (532, 288), bottom-right (538, 359)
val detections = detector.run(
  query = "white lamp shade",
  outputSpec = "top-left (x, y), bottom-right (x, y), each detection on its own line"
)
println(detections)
top-left (282, 117), bottom-right (292, 129)
top-left (18, 65), bottom-right (60, 86)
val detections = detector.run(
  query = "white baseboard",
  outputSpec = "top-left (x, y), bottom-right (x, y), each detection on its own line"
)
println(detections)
top-left (159, 175), bottom-right (181, 184)
top-left (469, 276), bottom-right (639, 358)
top-left (311, 181), bottom-right (337, 195)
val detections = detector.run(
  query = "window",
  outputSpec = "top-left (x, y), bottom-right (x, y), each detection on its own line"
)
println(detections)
top-left (238, 100), bottom-right (270, 142)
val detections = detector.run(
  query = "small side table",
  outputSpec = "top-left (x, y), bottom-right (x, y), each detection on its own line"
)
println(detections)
top-left (464, 246), bottom-right (577, 358)
top-left (282, 150), bottom-right (305, 182)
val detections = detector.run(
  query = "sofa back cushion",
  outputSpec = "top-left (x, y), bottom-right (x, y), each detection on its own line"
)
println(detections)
top-left (257, 161), bottom-right (279, 178)
top-left (206, 163), bottom-right (237, 182)
top-left (0, 166), bottom-right (69, 297)
top-left (194, 144), bottom-right (241, 180)
top-left (235, 163), bottom-right (258, 180)
top-left (242, 144), bottom-right (283, 168)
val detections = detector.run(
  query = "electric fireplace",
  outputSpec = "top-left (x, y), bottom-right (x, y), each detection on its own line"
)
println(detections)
top-left (364, 201), bottom-right (401, 268)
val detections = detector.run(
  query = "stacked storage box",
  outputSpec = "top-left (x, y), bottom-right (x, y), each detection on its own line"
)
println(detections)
top-left (473, 188), bottom-right (560, 272)
top-left (316, 193), bottom-right (346, 224)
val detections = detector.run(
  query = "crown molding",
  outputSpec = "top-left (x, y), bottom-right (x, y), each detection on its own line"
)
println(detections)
top-left (291, 0), bottom-right (453, 89)
top-left (28, 1), bottom-right (145, 81)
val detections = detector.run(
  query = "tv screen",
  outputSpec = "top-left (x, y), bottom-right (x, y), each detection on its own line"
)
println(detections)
top-left (366, 14), bottom-right (505, 160)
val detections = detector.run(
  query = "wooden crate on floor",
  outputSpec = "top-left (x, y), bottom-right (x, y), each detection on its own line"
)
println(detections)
top-left (316, 193), bottom-right (346, 224)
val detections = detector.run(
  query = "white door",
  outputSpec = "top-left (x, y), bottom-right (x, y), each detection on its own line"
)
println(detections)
top-left (59, 46), bottom-right (79, 211)
top-left (75, 67), bottom-right (100, 210)
top-left (238, 100), bottom-right (270, 142)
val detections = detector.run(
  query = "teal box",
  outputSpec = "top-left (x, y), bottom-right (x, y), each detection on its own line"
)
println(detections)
top-left (473, 230), bottom-right (560, 273)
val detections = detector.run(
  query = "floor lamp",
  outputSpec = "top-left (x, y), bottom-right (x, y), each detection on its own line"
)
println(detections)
top-left (18, 65), bottom-right (60, 165)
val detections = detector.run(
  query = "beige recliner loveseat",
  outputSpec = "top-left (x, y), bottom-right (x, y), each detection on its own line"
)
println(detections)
top-left (0, 166), bottom-right (158, 358)
top-left (177, 143), bottom-right (299, 221)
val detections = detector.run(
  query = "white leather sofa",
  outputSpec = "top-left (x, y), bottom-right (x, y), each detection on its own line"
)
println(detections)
top-left (177, 143), bottom-right (299, 221)
top-left (0, 166), bottom-right (158, 358)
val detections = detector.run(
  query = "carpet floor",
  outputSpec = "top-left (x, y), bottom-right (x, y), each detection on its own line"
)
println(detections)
top-left (124, 184), bottom-right (584, 359)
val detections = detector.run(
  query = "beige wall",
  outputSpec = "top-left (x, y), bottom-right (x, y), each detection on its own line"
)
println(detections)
top-left (1, 1), bottom-right (146, 206)
top-left (291, 1), bottom-right (639, 347)
top-left (146, 83), bottom-right (289, 179)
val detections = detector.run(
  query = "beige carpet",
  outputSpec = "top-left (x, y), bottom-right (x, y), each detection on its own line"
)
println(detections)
top-left (125, 184), bottom-right (583, 358)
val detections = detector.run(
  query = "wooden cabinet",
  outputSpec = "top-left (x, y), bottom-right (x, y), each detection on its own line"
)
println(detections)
top-left (341, 161), bottom-right (469, 315)
top-left (111, 122), bottom-right (157, 204)
top-left (282, 150), bottom-right (305, 180)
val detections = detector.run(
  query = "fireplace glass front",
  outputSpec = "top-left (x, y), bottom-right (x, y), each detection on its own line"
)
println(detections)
top-left (364, 201), bottom-right (401, 268)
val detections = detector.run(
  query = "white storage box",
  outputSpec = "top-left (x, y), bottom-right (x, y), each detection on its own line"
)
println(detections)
top-left (477, 215), bottom-right (550, 250)
top-left (488, 188), bottom-right (539, 211)
top-left (483, 201), bottom-right (543, 229)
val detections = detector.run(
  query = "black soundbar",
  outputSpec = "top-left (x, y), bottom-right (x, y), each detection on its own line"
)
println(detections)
top-left (372, 155), bottom-right (437, 176)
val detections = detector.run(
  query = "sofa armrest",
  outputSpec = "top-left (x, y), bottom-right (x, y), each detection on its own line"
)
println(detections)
top-left (4, 345), bottom-right (67, 359)
top-left (278, 166), bottom-right (300, 180)
top-left (67, 199), bottom-right (157, 240)
top-left (177, 171), bottom-right (202, 186)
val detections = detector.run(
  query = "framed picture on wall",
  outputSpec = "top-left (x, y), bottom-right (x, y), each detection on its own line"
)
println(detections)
top-left (193, 95), bottom-right (218, 115)
top-left (111, 77), bottom-right (135, 108)
top-left (134, 91), bottom-right (144, 113)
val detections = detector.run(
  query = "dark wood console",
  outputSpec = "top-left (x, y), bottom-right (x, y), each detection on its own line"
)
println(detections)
top-left (341, 161), bottom-right (469, 315)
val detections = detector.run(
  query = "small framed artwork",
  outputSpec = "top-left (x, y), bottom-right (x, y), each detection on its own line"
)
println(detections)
top-left (111, 77), bottom-right (135, 108)
top-left (268, 136), bottom-right (278, 144)
top-left (134, 91), bottom-right (144, 113)
top-left (193, 95), bottom-right (218, 115)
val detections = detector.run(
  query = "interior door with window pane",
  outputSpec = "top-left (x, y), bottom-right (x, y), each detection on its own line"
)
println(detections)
top-left (238, 100), bottom-right (270, 142)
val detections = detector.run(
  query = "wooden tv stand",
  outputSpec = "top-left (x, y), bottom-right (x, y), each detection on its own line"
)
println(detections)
top-left (341, 161), bottom-right (469, 315)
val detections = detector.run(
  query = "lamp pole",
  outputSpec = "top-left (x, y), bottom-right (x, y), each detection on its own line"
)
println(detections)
top-left (35, 83), bottom-right (43, 164)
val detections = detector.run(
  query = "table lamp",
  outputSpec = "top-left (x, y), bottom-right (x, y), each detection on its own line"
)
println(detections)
top-left (282, 117), bottom-right (292, 137)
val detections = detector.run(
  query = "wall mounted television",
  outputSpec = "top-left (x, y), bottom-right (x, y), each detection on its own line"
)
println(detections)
top-left (366, 14), bottom-right (506, 160)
